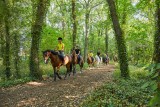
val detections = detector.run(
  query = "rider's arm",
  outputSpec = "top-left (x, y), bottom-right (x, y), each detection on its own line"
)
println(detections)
top-left (62, 43), bottom-right (64, 51)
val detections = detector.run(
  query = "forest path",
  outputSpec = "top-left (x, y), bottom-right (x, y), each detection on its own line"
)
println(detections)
top-left (0, 64), bottom-right (115, 107)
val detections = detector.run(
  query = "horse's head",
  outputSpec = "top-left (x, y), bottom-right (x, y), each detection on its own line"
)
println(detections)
top-left (42, 50), bottom-right (51, 64)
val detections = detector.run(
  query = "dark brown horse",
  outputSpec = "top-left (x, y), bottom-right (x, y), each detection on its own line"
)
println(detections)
top-left (42, 50), bottom-right (72, 81)
top-left (87, 54), bottom-right (95, 69)
top-left (72, 49), bottom-right (84, 73)
top-left (102, 56), bottom-right (109, 65)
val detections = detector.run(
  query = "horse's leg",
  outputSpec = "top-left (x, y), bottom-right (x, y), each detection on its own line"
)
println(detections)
top-left (56, 67), bottom-right (62, 80)
top-left (53, 67), bottom-right (56, 81)
top-left (73, 64), bottom-right (76, 76)
top-left (64, 65), bottom-right (69, 79)
top-left (64, 72), bottom-right (67, 80)
top-left (56, 72), bottom-right (62, 80)
top-left (64, 68), bottom-right (68, 80)
top-left (80, 64), bottom-right (82, 73)
top-left (69, 64), bottom-right (72, 76)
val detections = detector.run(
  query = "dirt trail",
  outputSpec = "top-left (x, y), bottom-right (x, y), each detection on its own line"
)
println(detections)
top-left (0, 64), bottom-right (115, 107)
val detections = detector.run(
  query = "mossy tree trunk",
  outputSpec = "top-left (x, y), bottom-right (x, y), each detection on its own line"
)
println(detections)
top-left (72, 0), bottom-right (77, 48)
top-left (106, 0), bottom-right (129, 78)
top-left (154, 0), bottom-right (160, 100)
top-left (30, 0), bottom-right (49, 79)
top-left (3, 0), bottom-right (11, 79)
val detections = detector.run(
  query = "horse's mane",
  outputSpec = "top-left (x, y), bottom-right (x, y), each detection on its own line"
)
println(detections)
top-left (50, 50), bottom-right (59, 55)
top-left (43, 50), bottom-right (59, 55)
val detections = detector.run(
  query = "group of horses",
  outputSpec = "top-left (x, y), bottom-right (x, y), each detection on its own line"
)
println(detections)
top-left (42, 49), bottom-right (109, 81)
top-left (87, 54), bottom-right (110, 68)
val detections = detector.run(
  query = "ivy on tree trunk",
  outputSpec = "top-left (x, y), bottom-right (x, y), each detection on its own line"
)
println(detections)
top-left (106, 0), bottom-right (129, 78)
top-left (72, 0), bottom-right (77, 47)
top-left (3, 0), bottom-right (11, 79)
top-left (30, 0), bottom-right (49, 80)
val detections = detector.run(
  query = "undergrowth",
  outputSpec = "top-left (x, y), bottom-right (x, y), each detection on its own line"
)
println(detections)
top-left (81, 64), bottom-right (154, 107)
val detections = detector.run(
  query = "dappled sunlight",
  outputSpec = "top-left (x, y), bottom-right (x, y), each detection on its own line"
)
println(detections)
top-left (17, 97), bottom-right (37, 107)
top-left (27, 82), bottom-right (45, 86)
top-left (61, 83), bottom-right (77, 88)
top-left (77, 75), bottom-right (88, 78)
top-left (65, 95), bottom-right (79, 99)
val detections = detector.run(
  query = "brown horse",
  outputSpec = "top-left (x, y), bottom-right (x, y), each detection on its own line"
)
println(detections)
top-left (72, 49), bottom-right (84, 73)
top-left (42, 50), bottom-right (72, 81)
top-left (87, 54), bottom-right (95, 68)
top-left (102, 56), bottom-right (109, 65)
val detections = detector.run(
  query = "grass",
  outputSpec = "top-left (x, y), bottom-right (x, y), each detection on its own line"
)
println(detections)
top-left (81, 63), bottom-right (154, 107)
top-left (0, 77), bottom-right (32, 88)
top-left (113, 63), bottom-right (150, 79)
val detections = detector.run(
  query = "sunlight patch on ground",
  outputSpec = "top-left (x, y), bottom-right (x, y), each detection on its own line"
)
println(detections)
top-left (17, 97), bottom-right (37, 107)
top-left (27, 82), bottom-right (44, 86)
top-left (65, 95), bottom-right (79, 99)
top-left (61, 83), bottom-right (77, 88)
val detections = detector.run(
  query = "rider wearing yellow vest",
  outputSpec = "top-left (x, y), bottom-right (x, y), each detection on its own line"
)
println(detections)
top-left (89, 51), bottom-right (94, 62)
top-left (57, 37), bottom-right (65, 64)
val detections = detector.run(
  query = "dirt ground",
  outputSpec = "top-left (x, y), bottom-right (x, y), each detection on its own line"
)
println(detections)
top-left (0, 64), bottom-right (115, 107)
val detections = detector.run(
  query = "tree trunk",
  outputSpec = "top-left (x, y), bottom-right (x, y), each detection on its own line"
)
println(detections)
top-left (13, 34), bottom-right (21, 78)
top-left (30, 0), bottom-right (49, 79)
top-left (72, 0), bottom-right (77, 47)
top-left (106, 0), bottom-right (129, 78)
top-left (84, 12), bottom-right (89, 62)
top-left (0, 20), bottom-right (5, 62)
top-left (105, 27), bottom-right (108, 53)
top-left (154, 0), bottom-right (160, 93)
top-left (3, 0), bottom-right (11, 79)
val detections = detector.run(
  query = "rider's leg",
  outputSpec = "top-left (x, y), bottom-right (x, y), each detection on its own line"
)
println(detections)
top-left (59, 51), bottom-right (65, 64)
top-left (91, 57), bottom-right (94, 62)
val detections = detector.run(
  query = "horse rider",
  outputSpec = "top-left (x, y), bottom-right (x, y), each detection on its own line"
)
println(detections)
top-left (89, 50), bottom-right (94, 62)
top-left (97, 51), bottom-right (101, 60)
top-left (105, 53), bottom-right (109, 62)
top-left (56, 37), bottom-right (65, 64)
top-left (75, 45), bottom-right (81, 64)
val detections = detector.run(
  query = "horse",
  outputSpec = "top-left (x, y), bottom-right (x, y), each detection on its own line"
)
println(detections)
top-left (102, 55), bottom-right (110, 65)
top-left (72, 49), bottom-right (84, 73)
top-left (95, 55), bottom-right (101, 67)
top-left (42, 50), bottom-right (72, 81)
top-left (113, 55), bottom-right (118, 62)
top-left (87, 54), bottom-right (95, 69)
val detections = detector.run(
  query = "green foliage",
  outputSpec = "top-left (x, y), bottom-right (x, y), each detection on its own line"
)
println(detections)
top-left (40, 26), bottom-right (72, 53)
top-left (143, 63), bottom-right (160, 107)
top-left (0, 77), bottom-right (32, 88)
top-left (114, 64), bottom-right (149, 79)
top-left (81, 78), bottom-right (154, 107)
top-left (81, 64), bottom-right (154, 107)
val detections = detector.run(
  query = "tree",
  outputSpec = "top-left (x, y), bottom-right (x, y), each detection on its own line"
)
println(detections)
top-left (82, 0), bottom-right (103, 62)
top-left (106, 0), bottom-right (129, 78)
top-left (3, 0), bottom-right (11, 79)
top-left (152, 0), bottom-right (160, 106)
top-left (105, 27), bottom-right (108, 53)
top-left (72, 0), bottom-right (77, 47)
top-left (30, 0), bottom-right (49, 79)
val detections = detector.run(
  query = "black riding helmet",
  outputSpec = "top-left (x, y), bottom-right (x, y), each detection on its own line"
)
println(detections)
top-left (58, 37), bottom-right (62, 40)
